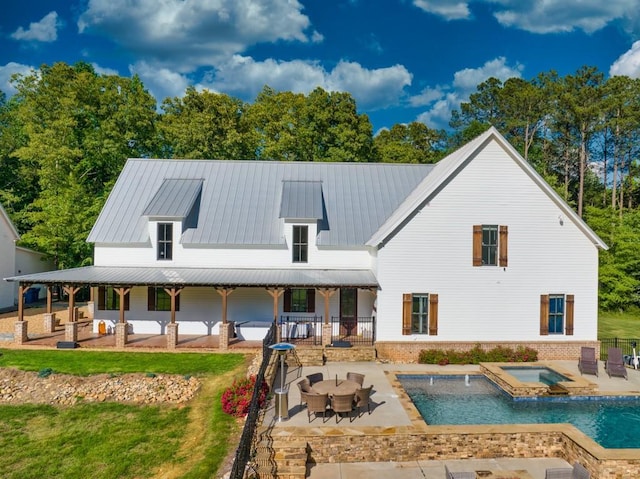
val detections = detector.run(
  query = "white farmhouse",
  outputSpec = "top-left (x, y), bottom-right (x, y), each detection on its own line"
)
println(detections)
top-left (5, 127), bottom-right (606, 360)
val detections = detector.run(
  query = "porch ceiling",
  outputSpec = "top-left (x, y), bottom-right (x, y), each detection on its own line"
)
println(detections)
top-left (4, 266), bottom-right (378, 288)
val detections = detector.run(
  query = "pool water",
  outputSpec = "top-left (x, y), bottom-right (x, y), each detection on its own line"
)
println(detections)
top-left (399, 375), bottom-right (640, 449)
top-left (501, 366), bottom-right (570, 385)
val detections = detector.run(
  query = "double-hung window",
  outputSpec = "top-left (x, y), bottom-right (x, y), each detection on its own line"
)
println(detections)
top-left (157, 223), bottom-right (173, 260)
top-left (473, 225), bottom-right (508, 267)
top-left (402, 293), bottom-right (438, 335)
top-left (411, 294), bottom-right (429, 334)
top-left (148, 287), bottom-right (179, 311)
top-left (284, 288), bottom-right (315, 313)
top-left (97, 286), bottom-right (129, 311)
top-left (292, 225), bottom-right (308, 263)
top-left (540, 294), bottom-right (574, 336)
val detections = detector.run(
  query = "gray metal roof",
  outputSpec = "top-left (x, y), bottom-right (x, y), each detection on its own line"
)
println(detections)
top-left (279, 181), bottom-right (324, 219)
top-left (4, 266), bottom-right (378, 288)
top-left (143, 178), bottom-right (203, 218)
top-left (87, 160), bottom-right (434, 246)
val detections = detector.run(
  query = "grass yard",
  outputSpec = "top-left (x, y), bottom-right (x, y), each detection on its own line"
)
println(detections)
top-left (0, 349), bottom-right (249, 479)
top-left (598, 309), bottom-right (640, 339)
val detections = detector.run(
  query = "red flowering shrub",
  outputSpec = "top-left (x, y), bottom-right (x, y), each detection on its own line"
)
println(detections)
top-left (221, 375), bottom-right (269, 418)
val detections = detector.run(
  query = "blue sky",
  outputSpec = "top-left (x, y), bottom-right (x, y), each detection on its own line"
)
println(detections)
top-left (1, 1), bottom-right (639, 132)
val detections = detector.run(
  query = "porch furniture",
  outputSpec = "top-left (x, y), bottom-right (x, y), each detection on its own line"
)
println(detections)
top-left (605, 347), bottom-right (628, 379)
top-left (444, 464), bottom-right (476, 479)
top-left (346, 371), bottom-right (365, 386)
top-left (302, 391), bottom-right (329, 423)
top-left (330, 392), bottom-right (355, 423)
top-left (544, 462), bottom-right (590, 479)
top-left (578, 346), bottom-right (598, 376)
top-left (353, 385), bottom-right (373, 416)
top-left (296, 378), bottom-right (312, 407)
top-left (475, 470), bottom-right (534, 479)
top-left (306, 372), bottom-right (324, 386)
top-left (312, 379), bottom-right (359, 397)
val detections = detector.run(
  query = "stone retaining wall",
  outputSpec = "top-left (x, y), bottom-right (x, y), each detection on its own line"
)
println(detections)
top-left (376, 341), bottom-right (601, 363)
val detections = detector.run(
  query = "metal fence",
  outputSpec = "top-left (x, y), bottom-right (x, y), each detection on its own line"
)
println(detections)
top-left (229, 322), bottom-right (277, 479)
top-left (599, 338), bottom-right (640, 362)
top-left (330, 316), bottom-right (375, 346)
top-left (280, 315), bottom-right (322, 345)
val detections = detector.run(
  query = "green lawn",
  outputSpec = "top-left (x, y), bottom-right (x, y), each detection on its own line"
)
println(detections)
top-left (0, 349), bottom-right (248, 479)
top-left (598, 309), bottom-right (640, 339)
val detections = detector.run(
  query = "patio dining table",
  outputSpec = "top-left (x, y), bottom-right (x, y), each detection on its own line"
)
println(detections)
top-left (312, 379), bottom-right (359, 396)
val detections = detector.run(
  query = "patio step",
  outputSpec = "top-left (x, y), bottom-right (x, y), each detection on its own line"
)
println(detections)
top-left (253, 437), bottom-right (308, 479)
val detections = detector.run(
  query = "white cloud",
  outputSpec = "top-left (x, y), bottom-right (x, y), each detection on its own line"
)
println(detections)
top-left (610, 41), bottom-right (640, 78)
top-left (409, 86), bottom-right (445, 107)
top-left (0, 62), bottom-right (35, 96)
top-left (11, 11), bottom-right (61, 42)
top-left (91, 63), bottom-right (120, 76)
top-left (413, 1), bottom-right (470, 20)
top-left (412, 0), bottom-right (640, 35)
top-left (129, 61), bottom-right (191, 104)
top-left (203, 56), bottom-right (411, 109)
top-left (78, 0), bottom-right (317, 71)
top-left (413, 57), bottom-right (522, 129)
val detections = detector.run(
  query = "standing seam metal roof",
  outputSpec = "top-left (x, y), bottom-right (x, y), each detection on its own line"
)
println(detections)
top-left (87, 160), bottom-right (434, 246)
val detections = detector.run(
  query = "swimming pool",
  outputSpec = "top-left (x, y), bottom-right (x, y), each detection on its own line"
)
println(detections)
top-left (399, 374), bottom-right (640, 449)
top-left (500, 366), bottom-right (570, 385)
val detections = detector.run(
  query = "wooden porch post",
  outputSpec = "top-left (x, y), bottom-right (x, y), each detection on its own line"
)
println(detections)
top-left (317, 288), bottom-right (337, 347)
top-left (215, 288), bottom-right (235, 324)
top-left (46, 286), bottom-right (53, 314)
top-left (216, 287), bottom-right (235, 350)
top-left (115, 287), bottom-right (131, 324)
top-left (63, 285), bottom-right (81, 322)
top-left (163, 287), bottom-right (183, 324)
top-left (17, 284), bottom-right (25, 322)
top-left (266, 288), bottom-right (284, 342)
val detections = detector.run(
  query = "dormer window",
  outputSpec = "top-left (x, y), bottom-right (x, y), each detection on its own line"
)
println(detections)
top-left (292, 225), bottom-right (308, 263)
top-left (158, 223), bottom-right (173, 260)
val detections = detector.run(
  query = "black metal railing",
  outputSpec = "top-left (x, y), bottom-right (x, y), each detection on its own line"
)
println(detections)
top-left (599, 338), bottom-right (640, 362)
top-left (330, 316), bottom-right (375, 346)
top-left (280, 315), bottom-right (322, 345)
top-left (229, 322), bottom-right (276, 479)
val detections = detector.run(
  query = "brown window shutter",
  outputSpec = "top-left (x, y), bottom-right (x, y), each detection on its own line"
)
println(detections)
top-left (402, 293), bottom-right (412, 335)
top-left (307, 289), bottom-right (315, 313)
top-left (540, 294), bottom-right (549, 335)
top-left (499, 225), bottom-right (508, 267)
top-left (473, 225), bottom-right (482, 266)
top-left (98, 287), bottom-right (105, 310)
top-left (565, 294), bottom-right (574, 335)
top-left (147, 287), bottom-right (155, 311)
top-left (124, 290), bottom-right (130, 311)
top-left (283, 289), bottom-right (292, 313)
top-left (429, 293), bottom-right (438, 335)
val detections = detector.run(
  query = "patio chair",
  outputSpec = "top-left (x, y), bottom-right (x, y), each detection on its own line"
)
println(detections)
top-left (545, 462), bottom-right (590, 479)
top-left (578, 346), bottom-right (598, 376)
top-left (330, 392), bottom-right (355, 423)
top-left (306, 372), bottom-right (324, 386)
top-left (303, 391), bottom-right (328, 423)
top-left (353, 385), bottom-right (373, 416)
top-left (296, 378), bottom-right (312, 407)
top-left (444, 464), bottom-right (475, 479)
top-left (346, 371), bottom-right (365, 386)
top-left (605, 347), bottom-right (628, 379)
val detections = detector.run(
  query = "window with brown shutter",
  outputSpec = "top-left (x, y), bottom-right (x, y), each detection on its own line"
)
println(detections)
top-left (429, 293), bottom-right (438, 335)
top-left (473, 224), bottom-right (508, 267)
top-left (565, 294), bottom-right (574, 335)
top-left (402, 293), bottom-right (412, 335)
top-left (540, 294), bottom-right (549, 335)
top-left (472, 225), bottom-right (482, 266)
top-left (148, 287), bottom-right (179, 311)
top-left (99, 286), bottom-right (129, 311)
top-left (499, 225), bottom-right (508, 267)
top-left (402, 293), bottom-right (438, 335)
top-left (283, 288), bottom-right (314, 313)
top-left (540, 293), bottom-right (573, 336)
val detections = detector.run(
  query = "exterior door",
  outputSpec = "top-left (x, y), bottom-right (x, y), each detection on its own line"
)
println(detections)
top-left (340, 288), bottom-right (357, 337)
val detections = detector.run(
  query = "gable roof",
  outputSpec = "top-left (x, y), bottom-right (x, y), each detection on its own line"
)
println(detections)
top-left (87, 160), bottom-right (434, 247)
top-left (366, 126), bottom-right (607, 250)
top-left (0, 202), bottom-right (20, 241)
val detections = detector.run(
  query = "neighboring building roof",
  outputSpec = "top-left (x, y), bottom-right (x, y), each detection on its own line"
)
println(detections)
top-left (142, 178), bottom-right (203, 218)
top-left (4, 266), bottom-right (378, 288)
top-left (87, 160), bottom-right (434, 247)
top-left (0, 202), bottom-right (20, 241)
top-left (367, 126), bottom-right (608, 250)
top-left (279, 181), bottom-right (324, 219)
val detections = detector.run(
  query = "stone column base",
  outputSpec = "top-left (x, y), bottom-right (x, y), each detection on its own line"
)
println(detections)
top-left (322, 323), bottom-right (333, 346)
top-left (167, 323), bottom-right (179, 350)
top-left (44, 313), bottom-right (56, 333)
top-left (219, 322), bottom-right (234, 350)
top-left (115, 323), bottom-right (128, 348)
top-left (87, 301), bottom-right (94, 320)
top-left (14, 321), bottom-right (28, 345)
top-left (65, 322), bottom-right (78, 342)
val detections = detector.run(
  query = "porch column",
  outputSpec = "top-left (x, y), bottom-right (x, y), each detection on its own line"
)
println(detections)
top-left (216, 288), bottom-right (235, 350)
top-left (43, 285), bottom-right (56, 333)
top-left (87, 286), bottom-right (95, 320)
top-left (317, 288), bottom-right (337, 346)
top-left (116, 287), bottom-right (131, 324)
top-left (266, 288), bottom-right (284, 342)
top-left (164, 287), bottom-right (182, 349)
top-left (17, 283), bottom-right (26, 322)
top-left (46, 286), bottom-right (53, 314)
top-left (63, 285), bottom-right (81, 322)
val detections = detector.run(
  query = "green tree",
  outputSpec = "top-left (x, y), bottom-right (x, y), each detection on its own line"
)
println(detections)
top-left (373, 122), bottom-right (446, 163)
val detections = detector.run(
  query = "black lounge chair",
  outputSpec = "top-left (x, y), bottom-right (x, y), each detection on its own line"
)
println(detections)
top-left (605, 347), bottom-right (628, 380)
top-left (545, 462), bottom-right (590, 479)
top-left (578, 346), bottom-right (598, 376)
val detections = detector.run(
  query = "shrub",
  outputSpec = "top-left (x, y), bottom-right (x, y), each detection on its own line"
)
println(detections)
top-left (418, 344), bottom-right (538, 365)
top-left (38, 368), bottom-right (54, 378)
top-left (221, 375), bottom-right (269, 418)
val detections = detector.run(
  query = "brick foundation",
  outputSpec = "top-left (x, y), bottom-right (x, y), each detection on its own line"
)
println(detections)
top-left (166, 323), bottom-right (178, 350)
top-left (115, 323), bottom-right (128, 348)
top-left (65, 322), bottom-right (78, 342)
top-left (43, 313), bottom-right (56, 333)
top-left (14, 321), bottom-right (28, 345)
top-left (219, 322), bottom-right (234, 350)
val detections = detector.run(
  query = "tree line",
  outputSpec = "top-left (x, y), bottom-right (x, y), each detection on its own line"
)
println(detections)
top-left (0, 62), bottom-right (639, 310)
